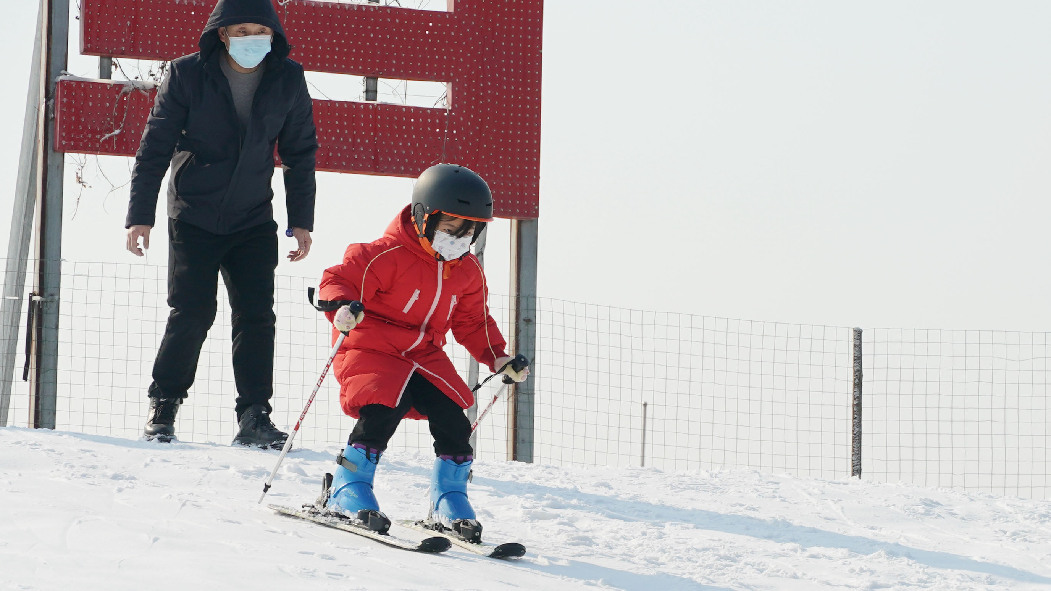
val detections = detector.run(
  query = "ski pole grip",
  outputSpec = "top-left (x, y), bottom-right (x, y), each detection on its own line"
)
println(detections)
top-left (510, 354), bottom-right (530, 372)
top-left (500, 354), bottom-right (530, 384)
top-left (337, 301), bottom-right (366, 336)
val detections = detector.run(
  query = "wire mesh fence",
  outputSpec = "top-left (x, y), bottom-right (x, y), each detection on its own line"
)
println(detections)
top-left (2, 258), bottom-right (1049, 499)
top-left (1, 259), bottom-right (510, 457)
top-left (533, 301), bottom-right (852, 477)
top-left (865, 328), bottom-right (1051, 499)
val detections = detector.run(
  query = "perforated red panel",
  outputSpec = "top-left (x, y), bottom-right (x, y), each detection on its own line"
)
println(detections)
top-left (65, 0), bottom-right (543, 219)
top-left (55, 78), bottom-right (157, 157)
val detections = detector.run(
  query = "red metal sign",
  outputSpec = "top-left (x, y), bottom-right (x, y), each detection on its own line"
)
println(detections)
top-left (58, 0), bottom-right (543, 219)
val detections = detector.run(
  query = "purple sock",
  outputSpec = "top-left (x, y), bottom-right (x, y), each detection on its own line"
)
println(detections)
top-left (351, 443), bottom-right (382, 463)
top-left (439, 454), bottom-right (473, 465)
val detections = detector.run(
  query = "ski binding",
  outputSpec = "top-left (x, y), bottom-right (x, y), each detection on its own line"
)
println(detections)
top-left (270, 504), bottom-right (451, 553)
top-left (399, 519), bottom-right (526, 559)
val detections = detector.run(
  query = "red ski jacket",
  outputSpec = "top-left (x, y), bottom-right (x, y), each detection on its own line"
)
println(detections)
top-left (319, 205), bottom-right (509, 419)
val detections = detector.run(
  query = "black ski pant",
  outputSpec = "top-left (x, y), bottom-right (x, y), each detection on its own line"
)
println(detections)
top-left (349, 372), bottom-right (474, 458)
top-left (149, 218), bottom-right (279, 417)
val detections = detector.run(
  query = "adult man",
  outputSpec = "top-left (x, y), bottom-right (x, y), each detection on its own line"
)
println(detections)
top-left (125, 0), bottom-right (318, 448)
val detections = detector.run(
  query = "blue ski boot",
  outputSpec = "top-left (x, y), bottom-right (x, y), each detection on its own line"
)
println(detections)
top-left (429, 455), bottom-right (482, 543)
top-left (326, 445), bottom-right (390, 533)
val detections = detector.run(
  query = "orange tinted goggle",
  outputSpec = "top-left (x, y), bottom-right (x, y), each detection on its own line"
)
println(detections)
top-left (436, 210), bottom-right (493, 223)
top-left (415, 210), bottom-right (491, 235)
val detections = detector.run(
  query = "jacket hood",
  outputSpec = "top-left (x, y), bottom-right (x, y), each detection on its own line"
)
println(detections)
top-left (386, 205), bottom-right (470, 265)
top-left (199, 0), bottom-right (290, 62)
top-left (387, 205), bottom-right (429, 255)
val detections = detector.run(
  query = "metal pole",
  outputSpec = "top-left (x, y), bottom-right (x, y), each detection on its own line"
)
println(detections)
top-left (641, 402), bottom-right (647, 468)
top-left (0, 3), bottom-right (45, 427)
top-left (363, 0), bottom-right (379, 101)
top-left (99, 56), bottom-right (112, 79)
top-left (507, 219), bottom-right (538, 462)
top-left (466, 224), bottom-right (487, 453)
top-left (31, 0), bottom-right (69, 429)
top-left (851, 327), bottom-right (863, 478)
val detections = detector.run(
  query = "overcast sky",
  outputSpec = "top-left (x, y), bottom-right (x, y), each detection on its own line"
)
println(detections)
top-left (2, 1), bottom-right (1050, 332)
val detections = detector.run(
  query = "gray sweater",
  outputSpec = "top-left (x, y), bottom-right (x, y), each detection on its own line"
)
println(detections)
top-left (219, 53), bottom-right (264, 132)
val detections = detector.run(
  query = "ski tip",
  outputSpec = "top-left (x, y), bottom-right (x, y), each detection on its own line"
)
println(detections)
top-left (419, 536), bottom-right (453, 553)
top-left (490, 542), bottom-right (526, 559)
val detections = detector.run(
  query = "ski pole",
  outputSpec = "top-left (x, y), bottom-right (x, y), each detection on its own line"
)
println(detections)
top-left (471, 379), bottom-right (511, 433)
top-left (470, 354), bottom-right (529, 433)
top-left (258, 300), bottom-right (364, 504)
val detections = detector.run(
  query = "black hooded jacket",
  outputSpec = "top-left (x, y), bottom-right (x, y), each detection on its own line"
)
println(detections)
top-left (127, 0), bottom-right (317, 235)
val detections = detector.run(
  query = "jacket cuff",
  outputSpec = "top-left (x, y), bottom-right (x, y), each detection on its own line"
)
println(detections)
top-left (286, 216), bottom-right (313, 232)
top-left (485, 350), bottom-right (509, 372)
top-left (125, 214), bottom-right (156, 229)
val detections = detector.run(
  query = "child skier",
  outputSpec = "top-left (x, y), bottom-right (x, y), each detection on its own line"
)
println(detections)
top-left (316, 163), bottom-right (529, 542)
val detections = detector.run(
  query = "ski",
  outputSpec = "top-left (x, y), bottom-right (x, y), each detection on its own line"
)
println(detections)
top-left (398, 519), bottom-right (526, 559)
top-left (270, 505), bottom-right (451, 553)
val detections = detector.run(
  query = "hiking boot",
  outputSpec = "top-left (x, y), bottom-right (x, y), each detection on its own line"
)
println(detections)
top-left (144, 397), bottom-right (182, 442)
top-left (232, 404), bottom-right (288, 449)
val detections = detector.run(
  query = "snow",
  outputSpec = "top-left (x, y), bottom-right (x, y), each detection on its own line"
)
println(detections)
top-left (1, 427), bottom-right (1050, 590)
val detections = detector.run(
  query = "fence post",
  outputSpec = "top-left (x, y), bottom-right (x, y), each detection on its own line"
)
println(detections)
top-left (508, 219), bottom-right (538, 463)
top-left (29, 0), bottom-right (70, 429)
top-left (851, 327), bottom-right (863, 478)
top-left (640, 402), bottom-right (647, 468)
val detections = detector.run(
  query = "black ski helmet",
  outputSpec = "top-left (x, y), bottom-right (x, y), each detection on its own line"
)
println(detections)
top-left (411, 164), bottom-right (494, 240)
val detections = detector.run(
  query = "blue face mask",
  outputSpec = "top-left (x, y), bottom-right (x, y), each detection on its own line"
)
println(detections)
top-left (226, 33), bottom-right (271, 69)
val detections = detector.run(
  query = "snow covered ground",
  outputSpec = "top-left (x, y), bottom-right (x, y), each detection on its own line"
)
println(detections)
top-left (1, 427), bottom-right (1049, 590)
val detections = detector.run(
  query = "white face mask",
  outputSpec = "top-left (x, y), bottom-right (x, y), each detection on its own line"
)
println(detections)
top-left (431, 230), bottom-right (473, 261)
top-left (226, 33), bottom-right (272, 69)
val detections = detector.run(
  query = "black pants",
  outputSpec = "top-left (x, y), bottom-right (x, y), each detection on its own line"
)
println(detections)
top-left (349, 373), bottom-right (474, 458)
top-left (149, 218), bottom-right (279, 417)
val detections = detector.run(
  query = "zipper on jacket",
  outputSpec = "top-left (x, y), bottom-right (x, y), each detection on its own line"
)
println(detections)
top-left (402, 289), bottom-right (421, 314)
top-left (446, 295), bottom-right (457, 320)
top-left (210, 58), bottom-right (258, 228)
top-left (402, 262), bottom-right (444, 355)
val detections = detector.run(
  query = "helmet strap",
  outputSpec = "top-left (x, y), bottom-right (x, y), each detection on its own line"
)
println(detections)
top-left (411, 203), bottom-right (429, 238)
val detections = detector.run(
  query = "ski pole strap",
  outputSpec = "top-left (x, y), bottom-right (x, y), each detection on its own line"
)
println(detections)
top-left (470, 372), bottom-right (499, 393)
top-left (307, 287), bottom-right (364, 314)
